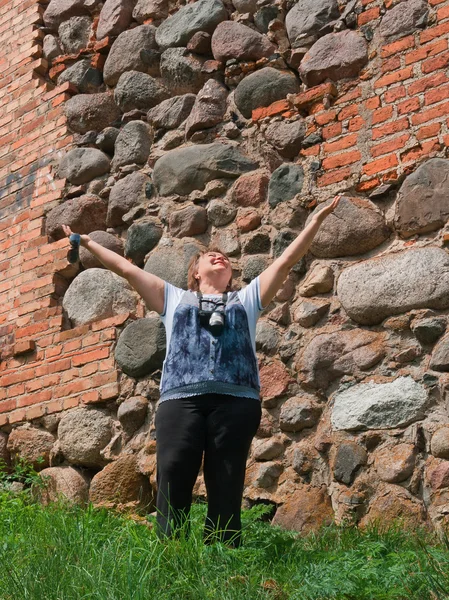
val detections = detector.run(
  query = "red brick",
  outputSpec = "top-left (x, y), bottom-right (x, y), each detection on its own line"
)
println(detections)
top-left (424, 83), bottom-right (449, 105)
top-left (337, 104), bottom-right (359, 121)
top-left (381, 36), bottom-right (415, 58)
top-left (290, 83), bottom-right (337, 110)
top-left (365, 96), bottom-right (381, 110)
top-left (81, 390), bottom-right (100, 404)
top-left (358, 6), bottom-right (380, 26)
top-left (422, 50), bottom-right (449, 73)
top-left (9, 409), bottom-right (26, 424)
top-left (405, 39), bottom-right (448, 65)
top-left (400, 140), bottom-right (441, 162)
top-left (362, 154), bottom-right (399, 176)
top-left (314, 110), bottom-right (337, 125)
top-left (411, 100), bottom-right (449, 125)
top-left (372, 117), bottom-right (409, 140)
top-left (99, 383), bottom-right (120, 401)
top-left (381, 55), bottom-right (401, 74)
top-left (416, 122), bottom-right (441, 140)
top-left (71, 346), bottom-right (111, 367)
top-left (371, 134), bottom-right (411, 158)
top-left (356, 177), bottom-right (381, 192)
top-left (300, 145), bottom-right (320, 156)
top-left (0, 399), bottom-right (16, 413)
top-left (322, 150), bottom-right (361, 170)
top-left (335, 87), bottom-right (362, 105)
top-left (408, 71), bottom-right (449, 95)
top-left (317, 167), bottom-right (352, 187)
top-left (397, 97), bottom-right (420, 115)
top-left (374, 66), bottom-right (414, 89)
top-left (13, 339), bottom-right (36, 355)
top-left (348, 116), bottom-right (365, 132)
top-left (372, 105), bottom-right (394, 124)
top-left (323, 134), bottom-right (358, 154)
top-left (252, 100), bottom-right (290, 121)
top-left (437, 4), bottom-right (449, 19)
top-left (322, 122), bottom-right (343, 140)
top-left (26, 404), bottom-right (46, 420)
top-left (17, 390), bottom-right (52, 408)
top-left (420, 21), bottom-right (449, 44)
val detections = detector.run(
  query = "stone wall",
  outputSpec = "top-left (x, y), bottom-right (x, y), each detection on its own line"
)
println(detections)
top-left (2, 0), bottom-right (449, 530)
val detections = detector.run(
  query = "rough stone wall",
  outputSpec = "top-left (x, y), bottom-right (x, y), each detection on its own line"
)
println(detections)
top-left (2, 0), bottom-right (449, 531)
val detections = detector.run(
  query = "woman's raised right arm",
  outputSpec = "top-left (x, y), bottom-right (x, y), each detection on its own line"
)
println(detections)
top-left (62, 225), bottom-right (165, 314)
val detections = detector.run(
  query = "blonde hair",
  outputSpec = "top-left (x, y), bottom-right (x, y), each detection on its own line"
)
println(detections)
top-left (187, 247), bottom-right (233, 292)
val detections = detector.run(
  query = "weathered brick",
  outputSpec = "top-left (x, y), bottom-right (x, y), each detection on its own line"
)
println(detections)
top-left (372, 105), bottom-right (394, 125)
top-left (322, 150), bottom-right (361, 170)
top-left (416, 122), bottom-right (441, 140)
top-left (420, 20), bottom-right (449, 44)
top-left (371, 134), bottom-right (411, 158)
top-left (374, 67), bottom-right (414, 89)
top-left (408, 71), bottom-right (449, 95)
top-left (363, 154), bottom-right (399, 176)
top-left (372, 117), bottom-right (409, 140)
top-left (323, 134), bottom-right (358, 154)
top-left (381, 36), bottom-right (415, 58)
top-left (405, 39), bottom-right (448, 65)
top-left (397, 97), bottom-right (420, 115)
top-left (322, 122), bottom-right (343, 140)
top-left (317, 167), bottom-right (352, 187)
top-left (411, 100), bottom-right (449, 125)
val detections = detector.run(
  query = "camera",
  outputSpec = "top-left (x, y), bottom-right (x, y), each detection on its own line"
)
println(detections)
top-left (198, 292), bottom-right (228, 335)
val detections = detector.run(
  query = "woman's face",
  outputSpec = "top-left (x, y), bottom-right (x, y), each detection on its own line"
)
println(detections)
top-left (196, 252), bottom-right (232, 288)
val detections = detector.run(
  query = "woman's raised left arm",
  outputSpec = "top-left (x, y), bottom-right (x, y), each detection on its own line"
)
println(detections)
top-left (259, 195), bottom-right (341, 307)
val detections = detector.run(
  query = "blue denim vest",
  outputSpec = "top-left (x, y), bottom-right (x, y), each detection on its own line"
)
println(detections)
top-left (159, 290), bottom-right (260, 402)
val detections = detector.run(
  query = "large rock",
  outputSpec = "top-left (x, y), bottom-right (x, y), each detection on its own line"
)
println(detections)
top-left (299, 31), bottom-right (368, 87)
top-left (58, 60), bottom-right (103, 93)
top-left (64, 93), bottom-right (120, 135)
top-left (360, 483), bottom-right (426, 528)
top-left (307, 196), bottom-right (390, 258)
top-left (160, 47), bottom-right (216, 95)
top-left (337, 248), bottom-right (449, 326)
top-left (272, 485), bottom-right (334, 533)
top-left (147, 94), bottom-right (196, 129)
top-left (268, 164), bottom-right (304, 208)
top-left (431, 427), bottom-right (449, 459)
top-left (412, 317), bottom-right (446, 345)
top-left (58, 408), bottom-right (114, 468)
top-left (59, 148), bottom-right (110, 185)
top-left (234, 67), bottom-right (300, 119)
top-left (43, 0), bottom-right (102, 31)
top-left (63, 268), bottom-right (137, 327)
top-left (252, 437), bottom-right (284, 461)
top-left (297, 330), bottom-right (385, 390)
top-left (207, 200), bottom-right (236, 227)
top-left (112, 121), bottom-right (153, 170)
top-left (264, 120), bottom-right (307, 159)
top-left (117, 396), bottom-right (148, 435)
top-left (133, 0), bottom-right (168, 22)
top-left (169, 205), bottom-right (208, 238)
top-left (96, 0), bottom-right (136, 40)
top-left (43, 34), bottom-right (62, 62)
top-left (103, 25), bottom-right (159, 86)
top-left (153, 143), bottom-right (256, 196)
top-left (211, 21), bottom-right (275, 63)
top-left (259, 360), bottom-right (292, 404)
top-left (107, 171), bottom-right (151, 227)
top-left (79, 231), bottom-right (123, 269)
top-left (430, 333), bottom-right (449, 371)
top-left (332, 442), bottom-right (367, 485)
top-left (185, 79), bottom-right (228, 138)
top-left (38, 466), bottom-right (90, 505)
top-left (144, 239), bottom-right (202, 288)
top-left (89, 454), bottom-right (154, 511)
top-left (380, 0), bottom-right (428, 40)
top-left (279, 396), bottom-right (321, 432)
top-left (374, 443), bottom-right (416, 483)
top-left (231, 170), bottom-right (269, 207)
top-left (114, 71), bottom-right (169, 113)
top-left (7, 427), bottom-right (55, 470)
top-left (299, 263), bottom-right (334, 297)
top-left (285, 0), bottom-right (340, 48)
top-left (115, 318), bottom-right (166, 377)
top-left (331, 377), bottom-right (429, 431)
top-left (394, 159), bottom-right (449, 238)
top-left (45, 195), bottom-right (107, 240)
top-left (125, 220), bottom-right (163, 265)
top-left (58, 16), bottom-right (92, 54)
top-left (155, 0), bottom-right (227, 50)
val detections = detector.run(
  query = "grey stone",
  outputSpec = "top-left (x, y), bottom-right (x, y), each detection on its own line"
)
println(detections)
top-left (0, 431), bottom-right (9, 467)
top-left (144, 239), bottom-right (202, 288)
top-left (299, 264), bottom-right (334, 297)
top-left (297, 330), bottom-right (385, 390)
top-left (43, 34), bottom-right (62, 62)
top-left (64, 93), bottom-right (120, 134)
top-left (232, 0), bottom-right (257, 13)
top-left (331, 377), bottom-right (429, 431)
top-left (117, 396), bottom-right (148, 434)
top-left (307, 196), bottom-right (390, 258)
top-left (59, 148), bottom-right (110, 185)
top-left (234, 67), bottom-right (300, 119)
top-left (299, 30), bottom-right (368, 87)
top-left (264, 120), bottom-right (307, 159)
top-left (256, 320), bottom-right (279, 354)
top-left (211, 21), bottom-right (275, 63)
top-left (170, 205), bottom-right (208, 238)
top-left (114, 71), bottom-right (169, 113)
top-left (160, 47), bottom-right (216, 95)
top-left (115, 318), bottom-right (166, 377)
top-left (210, 226), bottom-right (240, 256)
top-left (394, 159), bottom-right (449, 238)
top-left (96, 0), bottom-right (136, 40)
top-left (58, 408), bottom-right (113, 468)
top-left (58, 60), bottom-right (103, 93)
top-left (412, 317), bottom-right (446, 345)
top-left (38, 466), bottom-right (90, 505)
top-left (252, 438), bottom-right (284, 461)
top-left (430, 333), bottom-right (449, 371)
top-left (185, 79), bottom-right (228, 138)
top-left (279, 396), bottom-right (321, 432)
top-left (125, 220), bottom-right (163, 265)
top-left (96, 127), bottom-right (120, 154)
top-left (430, 427), bottom-right (449, 459)
top-left (155, 0), bottom-right (227, 51)
top-left (207, 200), bottom-right (236, 227)
top-left (62, 268), bottom-right (137, 326)
top-left (254, 5), bottom-right (280, 33)
top-left (242, 255), bottom-right (268, 282)
top-left (7, 427), bottom-right (55, 470)
top-left (253, 461), bottom-right (283, 488)
top-left (79, 230), bottom-right (124, 269)
top-left (147, 94), bottom-right (196, 129)
top-left (332, 442), bottom-right (367, 485)
top-left (187, 31), bottom-right (212, 55)
top-left (43, 0), bottom-right (102, 31)
top-left (337, 248), bottom-right (449, 326)
top-left (58, 15), bottom-right (92, 53)
top-left (112, 121), bottom-right (153, 170)
top-left (380, 0), bottom-right (428, 40)
top-left (133, 0), bottom-right (168, 22)
top-left (294, 300), bottom-right (330, 327)
top-left (103, 25), bottom-right (159, 86)
top-left (272, 229), bottom-right (306, 274)
top-left (373, 443), bottom-right (416, 484)
top-left (286, 0), bottom-right (340, 48)
top-left (268, 164), bottom-right (304, 208)
top-left (45, 195), bottom-right (108, 240)
top-left (153, 143), bottom-right (256, 196)
top-left (107, 172), bottom-right (150, 227)
top-left (242, 231), bottom-right (271, 254)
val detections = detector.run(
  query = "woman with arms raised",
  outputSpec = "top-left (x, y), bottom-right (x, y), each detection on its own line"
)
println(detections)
top-left (62, 194), bottom-right (341, 546)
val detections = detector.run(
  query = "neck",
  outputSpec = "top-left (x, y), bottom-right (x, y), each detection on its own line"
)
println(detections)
top-left (198, 281), bottom-right (227, 294)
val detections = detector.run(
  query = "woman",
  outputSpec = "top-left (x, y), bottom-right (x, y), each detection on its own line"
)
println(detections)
top-left (62, 194), bottom-right (341, 546)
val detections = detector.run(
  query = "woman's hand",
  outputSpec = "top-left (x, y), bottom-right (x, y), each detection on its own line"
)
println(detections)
top-left (62, 224), bottom-right (91, 247)
top-left (313, 194), bottom-right (342, 223)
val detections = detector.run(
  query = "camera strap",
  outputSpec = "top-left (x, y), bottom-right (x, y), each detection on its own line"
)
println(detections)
top-left (197, 292), bottom-right (228, 310)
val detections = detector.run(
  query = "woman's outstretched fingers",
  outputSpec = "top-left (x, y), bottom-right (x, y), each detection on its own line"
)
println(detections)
top-left (62, 224), bottom-right (72, 237)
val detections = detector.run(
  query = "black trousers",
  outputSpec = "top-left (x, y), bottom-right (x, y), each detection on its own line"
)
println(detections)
top-left (154, 393), bottom-right (261, 546)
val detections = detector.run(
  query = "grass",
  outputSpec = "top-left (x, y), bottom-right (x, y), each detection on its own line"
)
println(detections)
top-left (0, 489), bottom-right (449, 600)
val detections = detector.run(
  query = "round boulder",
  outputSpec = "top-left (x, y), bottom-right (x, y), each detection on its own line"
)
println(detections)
top-left (169, 205), bottom-right (208, 238)
top-left (7, 427), bottom-right (55, 471)
top-left (211, 21), bottom-right (275, 63)
top-left (380, 0), bottom-right (428, 41)
top-left (147, 94), bottom-right (196, 129)
top-left (96, 0), bottom-right (135, 40)
top-left (58, 408), bottom-right (114, 468)
top-left (431, 427), bottom-right (449, 459)
top-left (332, 441), bottom-right (367, 485)
top-left (79, 231), bottom-right (124, 269)
top-left (38, 466), bottom-right (90, 505)
top-left (107, 171), bottom-right (151, 227)
top-left (374, 443), bottom-right (416, 483)
top-left (125, 220), bottom-right (163, 265)
top-left (184, 79), bottom-right (228, 138)
top-left (59, 148), bottom-right (110, 185)
top-left (207, 200), bottom-right (236, 227)
top-left (264, 119), bottom-right (307, 159)
top-left (111, 121), bottom-right (153, 170)
top-left (114, 71), bottom-right (169, 113)
top-left (268, 164), bottom-right (304, 208)
top-left (115, 317), bottom-right (166, 377)
top-left (43, 0), bottom-right (102, 31)
top-left (117, 396), bottom-right (149, 435)
top-left (234, 67), bottom-right (300, 119)
top-left (64, 93), bottom-right (120, 135)
top-left (45, 195), bottom-right (107, 241)
top-left (286, 0), bottom-right (339, 48)
top-left (271, 485), bottom-right (333, 534)
top-left (62, 268), bottom-right (137, 327)
top-left (160, 47), bottom-right (216, 95)
top-left (144, 239), bottom-right (202, 288)
top-left (279, 396), bottom-right (321, 432)
top-left (133, 0), bottom-right (169, 22)
top-left (58, 15), bottom-right (92, 54)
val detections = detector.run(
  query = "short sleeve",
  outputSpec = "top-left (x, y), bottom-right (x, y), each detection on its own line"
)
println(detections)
top-left (237, 277), bottom-right (264, 351)
top-left (160, 282), bottom-right (185, 349)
